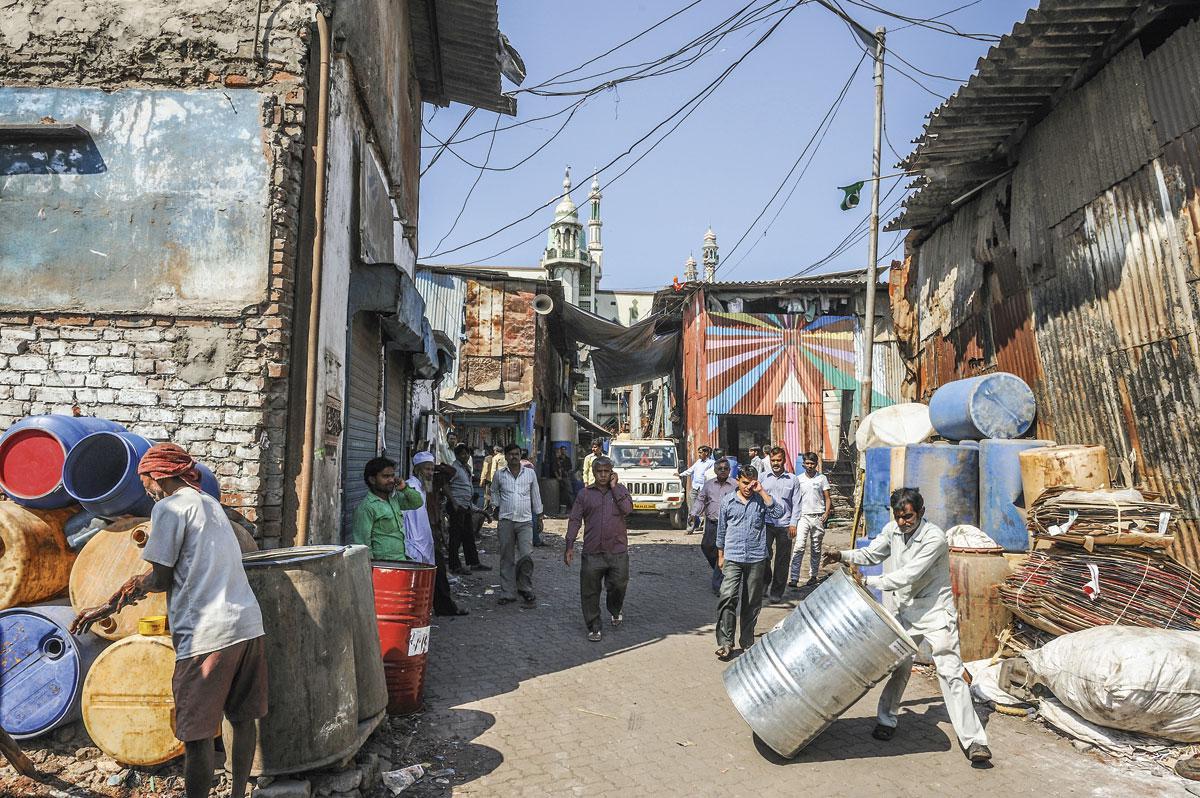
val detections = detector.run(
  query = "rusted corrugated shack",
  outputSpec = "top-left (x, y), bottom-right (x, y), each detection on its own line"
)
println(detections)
top-left (416, 266), bottom-right (574, 463)
top-left (889, 1), bottom-right (1200, 572)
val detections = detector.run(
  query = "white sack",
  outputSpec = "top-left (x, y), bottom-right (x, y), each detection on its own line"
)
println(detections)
top-left (964, 659), bottom-right (1026, 706)
top-left (1024, 626), bottom-right (1200, 742)
top-left (855, 403), bottom-right (933, 453)
top-left (946, 525), bottom-right (1000, 550)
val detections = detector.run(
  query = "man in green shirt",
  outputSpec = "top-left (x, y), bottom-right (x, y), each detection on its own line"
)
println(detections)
top-left (351, 456), bottom-right (424, 561)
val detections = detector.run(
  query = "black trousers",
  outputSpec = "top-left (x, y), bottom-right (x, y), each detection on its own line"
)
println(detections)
top-left (763, 525), bottom-right (793, 599)
top-left (700, 518), bottom-right (724, 593)
top-left (432, 548), bottom-right (458, 615)
top-left (580, 552), bottom-right (629, 632)
top-left (448, 505), bottom-right (480, 569)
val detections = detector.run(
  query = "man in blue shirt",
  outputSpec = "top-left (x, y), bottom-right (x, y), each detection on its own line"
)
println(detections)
top-left (714, 465), bottom-right (785, 660)
top-left (758, 447), bottom-right (803, 604)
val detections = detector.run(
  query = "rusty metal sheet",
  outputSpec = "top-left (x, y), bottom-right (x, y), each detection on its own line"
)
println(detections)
top-left (1145, 17), bottom-right (1200, 146)
top-left (0, 87), bottom-right (270, 316)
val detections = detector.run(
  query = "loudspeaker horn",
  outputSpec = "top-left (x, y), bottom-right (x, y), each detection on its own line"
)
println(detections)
top-left (533, 294), bottom-right (554, 315)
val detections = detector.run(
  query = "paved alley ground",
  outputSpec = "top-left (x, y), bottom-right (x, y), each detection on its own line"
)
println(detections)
top-left (405, 517), bottom-right (1189, 798)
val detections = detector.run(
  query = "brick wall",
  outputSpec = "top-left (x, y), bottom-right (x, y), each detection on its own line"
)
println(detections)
top-left (0, 0), bottom-right (315, 546)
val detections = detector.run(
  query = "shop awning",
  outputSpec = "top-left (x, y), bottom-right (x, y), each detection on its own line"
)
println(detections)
top-left (559, 303), bottom-right (678, 389)
top-left (570, 409), bottom-right (612, 438)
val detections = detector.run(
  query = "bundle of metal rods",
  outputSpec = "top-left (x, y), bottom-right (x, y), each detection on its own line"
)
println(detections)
top-left (1028, 486), bottom-right (1180, 549)
top-left (998, 544), bottom-right (1200, 636)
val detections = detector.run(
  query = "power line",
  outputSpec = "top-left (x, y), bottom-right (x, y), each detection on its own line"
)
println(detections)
top-left (423, 1), bottom-right (807, 262)
top-left (431, 112), bottom-right (501, 254)
top-left (717, 51), bottom-right (867, 277)
top-left (840, 0), bottom-right (1000, 41)
top-left (421, 107), bottom-right (475, 177)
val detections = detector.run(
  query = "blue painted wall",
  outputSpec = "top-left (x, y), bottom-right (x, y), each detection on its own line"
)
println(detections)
top-left (0, 88), bottom-right (271, 316)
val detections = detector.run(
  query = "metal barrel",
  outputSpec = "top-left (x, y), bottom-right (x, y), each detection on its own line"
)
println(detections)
top-left (723, 569), bottom-right (917, 758)
top-left (372, 560), bottom-right (436, 715)
top-left (342, 545), bottom-right (389, 721)
top-left (233, 545), bottom-right (358, 776)
top-left (928, 372), bottom-right (1036, 441)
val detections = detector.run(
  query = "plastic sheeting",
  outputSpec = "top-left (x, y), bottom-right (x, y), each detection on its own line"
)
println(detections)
top-left (560, 303), bottom-right (678, 389)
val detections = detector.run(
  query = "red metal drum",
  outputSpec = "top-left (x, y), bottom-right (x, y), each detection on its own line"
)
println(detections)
top-left (371, 561), bottom-right (436, 714)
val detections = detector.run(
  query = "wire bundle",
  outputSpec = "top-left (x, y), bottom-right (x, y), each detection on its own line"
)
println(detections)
top-left (1028, 486), bottom-right (1180, 550)
top-left (998, 545), bottom-right (1200, 637)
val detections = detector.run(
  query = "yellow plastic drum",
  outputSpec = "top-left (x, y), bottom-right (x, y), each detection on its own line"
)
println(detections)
top-left (82, 634), bottom-right (183, 766)
top-left (0, 503), bottom-right (77, 609)
top-left (69, 518), bottom-right (167, 640)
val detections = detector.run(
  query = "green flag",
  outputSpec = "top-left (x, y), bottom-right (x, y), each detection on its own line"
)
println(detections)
top-left (838, 181), bottom-right (864, 211)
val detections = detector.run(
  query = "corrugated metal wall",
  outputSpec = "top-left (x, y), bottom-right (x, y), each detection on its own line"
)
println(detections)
top-left (414, 270), bottom-right (466, 399)
top-left (901, 27), bottom-right (1200, 573)
top-left (679, 289), bottom-right (899, 461)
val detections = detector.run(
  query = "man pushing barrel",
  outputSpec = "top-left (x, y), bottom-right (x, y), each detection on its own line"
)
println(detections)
top-left (822, 487), bottom-right (992, 764)
top-left (72, 442), bottom-right (267, 798)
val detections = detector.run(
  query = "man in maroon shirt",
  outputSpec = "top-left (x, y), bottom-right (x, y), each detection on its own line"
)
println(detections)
top-left (564, 457), bottom-right (634, 642)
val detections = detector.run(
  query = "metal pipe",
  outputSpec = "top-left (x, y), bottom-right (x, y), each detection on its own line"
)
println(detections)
top-left (295, 11), bottom-right (331, 546)
top-left (859, 26), bottom-right (885, 422)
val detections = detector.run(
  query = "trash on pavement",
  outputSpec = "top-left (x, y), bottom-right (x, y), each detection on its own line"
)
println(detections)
top-left (382, 764), bottom-right (426, 794)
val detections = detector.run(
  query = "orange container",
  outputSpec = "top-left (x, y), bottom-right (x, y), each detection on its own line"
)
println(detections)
top-left (372, 562), bottom-right (435, 714)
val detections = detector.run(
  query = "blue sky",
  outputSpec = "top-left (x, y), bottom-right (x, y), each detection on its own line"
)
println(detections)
top-left (418, 1), bottom-right (1035, 289)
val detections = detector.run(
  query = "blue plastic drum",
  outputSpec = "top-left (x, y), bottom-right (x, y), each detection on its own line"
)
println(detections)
top-left (0, 604), bottom-right (108, 738)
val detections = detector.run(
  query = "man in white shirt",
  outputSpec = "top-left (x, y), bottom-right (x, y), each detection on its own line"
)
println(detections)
top-left (748, 445), bottom-right (769, 477)
top-left (678, 445), bottom-right (714, 531)
top-left (823, 487), bottom-right (992, 763)
top-left (789, 450), bottom-right (832, 588)
top-left (72, 443), bottom-right (266, 798)
top-left (491, 443), bottom-right (544, 607)
top-left (406, 452), bottom-right (468, 617)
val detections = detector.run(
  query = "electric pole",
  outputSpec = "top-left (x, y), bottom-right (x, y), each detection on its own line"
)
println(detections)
top-left (860, 26), bottom-right (885, 421)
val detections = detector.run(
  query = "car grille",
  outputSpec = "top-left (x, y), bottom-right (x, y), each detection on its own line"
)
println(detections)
top-left (630, 482), bottom-right (664, 496)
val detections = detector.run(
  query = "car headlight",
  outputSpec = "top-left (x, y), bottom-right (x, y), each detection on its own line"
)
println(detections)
top-left (668, 481), bottom-right (681, 492)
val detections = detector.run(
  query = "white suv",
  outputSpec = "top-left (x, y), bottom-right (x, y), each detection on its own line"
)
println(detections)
top-left (607, 438), bottom-right (687, 529)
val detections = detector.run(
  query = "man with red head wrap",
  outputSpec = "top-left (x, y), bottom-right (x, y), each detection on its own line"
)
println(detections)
top-left (73, 442), bottom-right (266, 798)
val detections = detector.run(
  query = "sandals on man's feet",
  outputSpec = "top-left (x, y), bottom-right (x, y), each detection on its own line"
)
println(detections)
top-left (872, 723), bottom-right (896, 741)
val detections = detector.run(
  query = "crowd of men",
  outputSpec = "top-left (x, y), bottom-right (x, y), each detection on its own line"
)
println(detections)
top-left (65, 431), bottom-right (988, 798)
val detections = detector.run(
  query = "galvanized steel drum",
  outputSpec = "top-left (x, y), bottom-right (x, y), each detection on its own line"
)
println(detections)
top-left (723, 569), bottom-right (917, 758)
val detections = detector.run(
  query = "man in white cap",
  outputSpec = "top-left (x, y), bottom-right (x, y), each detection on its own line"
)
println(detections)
top-left (407, 451), bottom-right (467, 617)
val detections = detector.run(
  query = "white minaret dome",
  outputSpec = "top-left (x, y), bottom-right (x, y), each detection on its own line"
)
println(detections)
top-left (684, 254), bottom-right (698, 282)
top-left (704, 227), bottom-right (716, 242)
top-left (554, 167), bottom-right (578, 221)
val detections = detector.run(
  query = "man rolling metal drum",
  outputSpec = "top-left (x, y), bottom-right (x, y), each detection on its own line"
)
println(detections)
top-left (822, 487), bottom-right (992, 764)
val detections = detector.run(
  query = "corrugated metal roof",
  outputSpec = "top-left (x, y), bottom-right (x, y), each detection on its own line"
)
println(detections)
top-left (888, 0), bottom-right (1152, 232)
top-left (409, 0), bottom-right (517, 115)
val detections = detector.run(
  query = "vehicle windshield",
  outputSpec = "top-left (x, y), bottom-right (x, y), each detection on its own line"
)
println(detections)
top-left (609, 445), bottom-right (678, 469)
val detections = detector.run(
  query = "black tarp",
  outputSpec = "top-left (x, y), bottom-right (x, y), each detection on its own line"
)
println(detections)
top-left (559, 302), bottom-right (678, 389)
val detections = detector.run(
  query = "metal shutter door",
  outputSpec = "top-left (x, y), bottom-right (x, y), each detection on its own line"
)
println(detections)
top-left (383, 353), bottom-right (410, 464)
top-left (342, 312), bottom-right (382, 540)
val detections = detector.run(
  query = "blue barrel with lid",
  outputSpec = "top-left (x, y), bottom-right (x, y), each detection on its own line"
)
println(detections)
top-left (928, 373), bottom-right (1036, 441)
top-left (863, 447), bottom-right (892, 540)
top-left (979, 438), bottom-right (1054, 552)
top-left (0, 604), bottom-right (109, 738)
top-left (62, 431), bottom-right (156, 518)
top-left (902, 443), bottom-right (979, 532)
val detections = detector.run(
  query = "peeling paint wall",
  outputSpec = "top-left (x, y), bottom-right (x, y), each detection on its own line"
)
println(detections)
top-left (0, 0), bottom-right (311, 546)
top-left (0, 87), bottom-right (271, 315)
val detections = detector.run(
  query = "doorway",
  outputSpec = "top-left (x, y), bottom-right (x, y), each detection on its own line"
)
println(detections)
top-left (717, 414), bottom-right (772, 462)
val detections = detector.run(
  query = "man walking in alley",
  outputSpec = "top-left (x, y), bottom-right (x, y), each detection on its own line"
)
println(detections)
top-left (481, 444), bottom-right (506, 520)
top-left (564, 456), bottom-right (634, 642)
top-left (352, 456), bottom-right (425, 561)
top-left (554, 444), bottom-right (576, 512)
top-left (715, 465), bottom-right (784, 660)
top-left (582, 438), bottom-right (604, 487)
top-left (407, 452), bottom-right (467, 617)
top-left (492, 442), bottom-right (543, 607)
top-left (694, 458), bottom-right (737, 593)
top-left (71, 443), bottom-right (266, 798)
top-left (447, 444), bottom-right (489, 575)
top-left (679, 444), bottom-right (714, 532)
top-left (759, 448), bottom-right (802, 604)
top-left (823, 487), bottom-right (992, 763)
top-left (789, 451), bottom-right (832, 588)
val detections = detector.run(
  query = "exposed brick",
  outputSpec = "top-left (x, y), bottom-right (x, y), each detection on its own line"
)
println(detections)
top-left (52, 356), bottom-right (92, 373)
top-left (95, 356), bottom-right (134, 373)
top-left (117, 388), bottom-right (159, 406)
top-left (224, 410), bottom-right (262, 428)
top-left (9, 355), bottom-right (48, 371)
